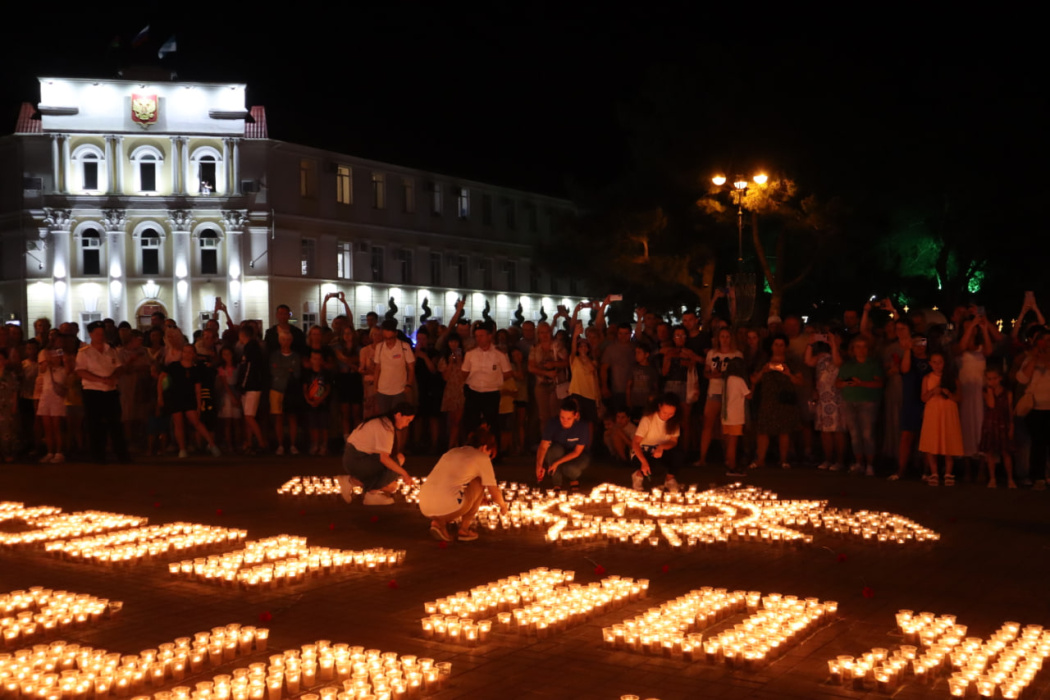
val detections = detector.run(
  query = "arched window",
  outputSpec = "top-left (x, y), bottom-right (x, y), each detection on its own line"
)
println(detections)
top-left (198, 228), bottom-right (220, 275)
top-left (189, 146), bottom-right (224, 195)
top-left (79, 227), bottom-right (103, 276)
top-left (129, 145), bottom-right (165, 194)
top-left (140, 228), bottom-right (161, 275)
top-left (70, 144), bottom-right (107, 194)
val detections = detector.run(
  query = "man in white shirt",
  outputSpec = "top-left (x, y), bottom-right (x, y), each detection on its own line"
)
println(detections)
top-left (75, 321), bottom-right (131, 463)
top-left (461, 323), bottom-right (512, 448)
top-left (373, 318), bottom-right (416, 416)
top-left (418, 428), bottom-right (508, 542)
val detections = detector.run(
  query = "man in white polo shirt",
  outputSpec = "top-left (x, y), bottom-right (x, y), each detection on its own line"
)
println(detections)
top-left (461, 322), bottom-right (512, 449)
top-left (75, 321), bottom-right (131, 463)
top-left (373, 318), bottom-right (416, 416)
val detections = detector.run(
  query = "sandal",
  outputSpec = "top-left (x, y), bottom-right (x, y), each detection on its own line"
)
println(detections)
top-left (927, 474), bottom-right (940, 486)
top-left (944, 474), bottom-right (955, 486)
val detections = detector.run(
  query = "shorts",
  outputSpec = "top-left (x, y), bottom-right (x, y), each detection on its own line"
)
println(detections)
top-left (242, 391), bottom-right (262, 417)
top-left (722, 423), bottom-right (744, 436)
top-left (269, 390), bottom-right (285, 415)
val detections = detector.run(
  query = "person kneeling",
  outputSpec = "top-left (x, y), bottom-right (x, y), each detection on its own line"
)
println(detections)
top-left (419, 428), bottom-right (508, 542)
top-left (536, 398), bottom-right (592, 491)
top-left (340, 402), bottom-right (416, 506)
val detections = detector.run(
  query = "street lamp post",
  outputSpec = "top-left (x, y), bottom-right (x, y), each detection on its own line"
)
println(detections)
top-left (712, 173), bottom-right (767, 267)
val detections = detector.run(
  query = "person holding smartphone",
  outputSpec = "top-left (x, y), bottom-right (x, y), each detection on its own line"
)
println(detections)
top-left (750, 334), bottom-right (804, 469)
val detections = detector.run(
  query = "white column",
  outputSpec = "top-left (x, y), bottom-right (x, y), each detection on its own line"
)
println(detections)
top-left (172, 229), bottom-right (192, 332)
top-left (52, 230), bottom-right (72, 325)
top-left (170, 137), bottom-right (181, 195)
top-left (226, 229), bottom-right (243, 313)
top-left (181, 138), bottom-right (191, 195)
top-left (50, 136), bottom-right (60, 193)
top-left (115, 136), bottom-right (125, 193)
top-left (107, 230), bottom-right (126, 319)
top-left (232, 140), bottom-right (241, 195)
top-left (221, 138), bottom-right (230, 195)
top-left (104, 136), bottom-right (114, 194)
top-left (60, 135), bottom-right (71, 194)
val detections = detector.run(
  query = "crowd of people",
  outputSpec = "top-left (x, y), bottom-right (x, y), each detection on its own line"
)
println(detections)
top-left (2, 290), bottom-right (1048, 496)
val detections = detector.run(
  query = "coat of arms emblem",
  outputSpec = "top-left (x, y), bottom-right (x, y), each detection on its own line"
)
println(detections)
top-left (131, 93), bottom-right (158, 128)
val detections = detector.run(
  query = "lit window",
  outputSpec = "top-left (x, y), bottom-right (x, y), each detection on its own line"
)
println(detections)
top-left (301, 238), bottom-right (316, 276)
top-left (197, 156), bottom-right (216, 194)
top-left (403, 178), bottom-right (415, 213)
top-left (337, 166), bottom-right (353, 204)
top-left (337, 242), bottom-right (353, 280)
top-left (72, 145), bottom-right (106, 193)
top-left (457, 187), bottom-right (470, 219)
top-left (372, 172), bottom-right (386, 209)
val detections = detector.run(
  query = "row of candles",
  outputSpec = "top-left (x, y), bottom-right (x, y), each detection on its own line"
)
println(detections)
top-left (275, 478), bottom-right (348, 498)
top-left (420, 569), bottom-right (648, 643)
top-left (604, 589), bottom-right (836, 669)
top-left (43, 525), bottom-right (248, 566)
top-left (0, 622), bottom-right (270, 700)
top-left (168, 537), bottom-right (405, 588)
top-left (1, 589), bottom-right (121, 649)
top-left (0, 506), bottom-right (147, 548)
top-left (0, 635), bottom-right (449, 700)
top-left (829, 612), bottom-right (1049, 697)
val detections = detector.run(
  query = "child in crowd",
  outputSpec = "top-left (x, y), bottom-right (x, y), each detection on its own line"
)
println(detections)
top-left (603, 407), bottom-right (637, 462)
top-left (216, 346), bottom-right (243, 452)
top-left (980, 366), bottom-right (1016, 488)
top-left (721, 358), bottom-right (751, 477)
top-left (302, 350), bottom-right (334, 456)
top-left (918, 351), bottom-right (964, 485)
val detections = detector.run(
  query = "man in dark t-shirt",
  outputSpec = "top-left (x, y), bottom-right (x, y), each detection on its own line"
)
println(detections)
top-left (535, 398), bottom-right (592, 490)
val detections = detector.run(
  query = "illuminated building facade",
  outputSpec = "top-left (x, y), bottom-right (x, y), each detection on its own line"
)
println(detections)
top-left (0, 77), bottom-right (579, 335)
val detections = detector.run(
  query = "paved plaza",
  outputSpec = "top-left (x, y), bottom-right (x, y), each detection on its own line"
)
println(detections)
top-left (2, 452), bottom-right (1049, 699)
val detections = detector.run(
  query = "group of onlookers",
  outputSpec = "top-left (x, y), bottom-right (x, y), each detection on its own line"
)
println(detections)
top-left (2, 290), bottom-right (1047, 493)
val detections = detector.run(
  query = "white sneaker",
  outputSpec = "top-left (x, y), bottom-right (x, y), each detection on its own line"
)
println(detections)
top-left (178, 450), bottom-right (188, 459)
top-left (363, 491), bottom-right (395, 506)
top-left (817, 462), bottom-right (830, 470)
top-left (664, 476), bottom-right (679, 493)
top-left (51, 453), bottom-right (65, 464)
top-left (631, 470), bottom-right (645, 491)
top-left (336, 475), bottom-right (354, 504)
top-left (849, 463), bottom-right (864, 474)
top-left (829, 463), bottom-right (844, 471)
top-left (209, 445), bottom-right (222, 457)
top-left (39, 453), bottom-right (54, 464)
top-left (290, 446), bottom-right (300, 455)
top-left (275, 446), bottom-right (285, 456)
top-left (865, 465), bottom-right (875, 477)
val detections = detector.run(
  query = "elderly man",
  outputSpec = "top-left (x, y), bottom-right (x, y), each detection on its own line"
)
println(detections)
top-left (75, 321), bottom-right (131, 463)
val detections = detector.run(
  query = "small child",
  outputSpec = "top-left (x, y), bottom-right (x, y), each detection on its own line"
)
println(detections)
top-left (721, 358), bottom-right (752, 477)
top-left (302, 351), bottom-right (334, 456)
top-left (980, 366), bottom-right (1016, 488)
top-left (602, 407), bottom-right (637, 462)
top-left (918, 351), bottom-right (964, 485)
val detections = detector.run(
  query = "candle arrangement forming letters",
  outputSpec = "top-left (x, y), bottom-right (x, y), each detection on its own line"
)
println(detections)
top-left (168, 536), bottom-right (405, 588)
top-left (604, 588), bottom-right (837, 670)
top-left (277, 480), bottom-right (939, 549)
top-left (827, 612), bottom-right (1049, 697)
top-left (419, 568), bottom-right (647, 644)
top-left (1, 588), bottom-right (121, 649)
top-left (44, 525), bottom-right (248, 566)
top-left (0, 627), bottom-right (448, 700)
top-left (0, 503), bottom-right (147, 548)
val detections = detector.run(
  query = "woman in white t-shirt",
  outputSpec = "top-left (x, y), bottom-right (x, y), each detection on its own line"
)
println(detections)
top-left (418, 428), bottom-right (508, 542)
top-left (698, 328), bottom-right (743, 466)
top-left (339, 403), bottom-right (416, 506)
top-left (630, 392), bottom-right (684, 492)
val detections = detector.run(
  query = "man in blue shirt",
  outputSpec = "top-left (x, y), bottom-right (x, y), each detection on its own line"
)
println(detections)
top-left (535, 398), bottom-right (591, 491)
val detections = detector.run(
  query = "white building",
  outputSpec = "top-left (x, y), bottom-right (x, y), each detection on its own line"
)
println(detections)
top-left (0, 76), bottom-right (582, 336)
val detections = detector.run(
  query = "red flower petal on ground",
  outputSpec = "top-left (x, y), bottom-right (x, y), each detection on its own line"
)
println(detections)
top-left (862, 586), bottom-right (875, 599)
top-left (153, 502), bottom-right (161, 508)
top-left (370, 515), bottom-right (379, 524)
top-left (387, 579), bottom-right (399, 589)
top-left (661, 564), bottom-right (670, 573)
top-left (437, 541), bottom-right (448, 549)
top-left (837, 553), bottom-right (848, 563)
top-left (215, 508), bottom-right (223, 516)
top-left (594, 565), bottom-right (606, 576)
top-left (258, 611), bottom-right (273, 623)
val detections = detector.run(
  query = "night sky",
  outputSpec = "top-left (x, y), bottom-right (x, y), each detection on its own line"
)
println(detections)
top-left (0, 9), bottom-right (1040, 213)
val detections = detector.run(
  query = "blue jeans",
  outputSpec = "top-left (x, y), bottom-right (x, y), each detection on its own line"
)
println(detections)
top-left (844, 401), bottom-right (879, 461)
top-left (343, 444), bottom-right (398, 492)
top-left (545, 443), bottom-right (591, 487)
